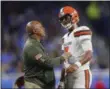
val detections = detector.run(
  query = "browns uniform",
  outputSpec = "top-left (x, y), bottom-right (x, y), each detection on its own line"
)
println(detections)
top-left (58, 6), bottom-right (93, 89)
top-left (62, 26), bottom-right (93, 88)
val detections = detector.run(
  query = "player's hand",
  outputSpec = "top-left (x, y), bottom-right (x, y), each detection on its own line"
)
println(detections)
top-left (57, 81), bottom-right (65, 89)
top-left (62, 52), bottom-right (72, 60)
top-left (66, 64), bottom-right (79, 73)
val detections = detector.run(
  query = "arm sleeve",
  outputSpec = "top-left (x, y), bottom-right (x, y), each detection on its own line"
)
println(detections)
top-left (27, 46), bottom-right (65, 68)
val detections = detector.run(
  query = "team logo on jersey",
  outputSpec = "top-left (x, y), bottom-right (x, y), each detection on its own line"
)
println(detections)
top-left (35, 54), bottom-right (42, 60)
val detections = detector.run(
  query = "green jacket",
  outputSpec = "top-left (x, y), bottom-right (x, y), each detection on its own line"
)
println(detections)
top-left (23, 37), bottom-right (64, 88)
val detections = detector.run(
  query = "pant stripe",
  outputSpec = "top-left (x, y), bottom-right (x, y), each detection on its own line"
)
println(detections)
top-left (85, 69), bottom-right (90, 89)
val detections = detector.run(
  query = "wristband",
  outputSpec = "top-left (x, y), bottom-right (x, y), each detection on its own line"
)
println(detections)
top-left (75, 61), bottom-right (82, 67)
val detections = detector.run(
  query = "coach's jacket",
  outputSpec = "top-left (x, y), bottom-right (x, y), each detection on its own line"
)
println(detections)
top-left (23, 36), bottom-right (64, 88)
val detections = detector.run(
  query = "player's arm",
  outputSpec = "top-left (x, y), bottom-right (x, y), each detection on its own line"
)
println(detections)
top-left (58, 68), bottom-right (65, 89)
top-left (76, 28), bottom-right (93, 65)
top-left (60, 37), bottom-right (67, 81)
top-left (27, 45), bottom-right (71, 68)
top-left (66, 27), bottom-right (93, 73)
top-left (60, 68), bottom-right (65, 81)
top-left (79, 50), bottom-right (92, 65)
top-left (58, 38), bottom-right (67, 89)
top-left (66, 51), bottom-right (92, 73)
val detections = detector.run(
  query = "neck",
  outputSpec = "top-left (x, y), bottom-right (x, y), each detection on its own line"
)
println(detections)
top-left (68, 24), bottom-right (78, 32)
top-left (73, 23), bottom-right (78, 29)
top-left (30, 34), bottom-right (41, 42)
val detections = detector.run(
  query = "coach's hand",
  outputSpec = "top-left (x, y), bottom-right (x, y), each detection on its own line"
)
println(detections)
top-left (66, 64), bottom-right (79, 73)
top-left (62, 52), bottom-right (72, 60)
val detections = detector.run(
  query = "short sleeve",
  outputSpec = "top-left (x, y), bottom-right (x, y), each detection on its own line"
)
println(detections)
top-left (74, 26), bottom-right (93, 52)
top-left (79, 35), bottom-right (93, 52)
top-left (61, 38), bottom-right (64, 50)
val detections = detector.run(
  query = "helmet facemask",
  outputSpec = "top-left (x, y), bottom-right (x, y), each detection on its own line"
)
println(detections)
top-left (59, 14), bottom-right (73, 30)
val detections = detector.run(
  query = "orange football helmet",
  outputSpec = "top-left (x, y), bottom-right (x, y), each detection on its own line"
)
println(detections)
top-left (59, 6), bottom-right (79, 29)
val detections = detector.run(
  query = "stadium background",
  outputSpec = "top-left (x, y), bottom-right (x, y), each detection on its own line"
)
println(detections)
top-left (1, 1), bottom-right (109, 88)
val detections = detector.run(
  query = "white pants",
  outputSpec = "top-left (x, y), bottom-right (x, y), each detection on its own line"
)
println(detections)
top-left (65, 69), bottom-right (92, 89)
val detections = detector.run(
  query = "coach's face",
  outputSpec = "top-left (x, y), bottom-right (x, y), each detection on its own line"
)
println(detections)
top-left (33, 22), bottom-right (46, 37)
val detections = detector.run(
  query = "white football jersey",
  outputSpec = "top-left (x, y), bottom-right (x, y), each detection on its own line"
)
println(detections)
top-left (62, 26), bottom-right (93, 72)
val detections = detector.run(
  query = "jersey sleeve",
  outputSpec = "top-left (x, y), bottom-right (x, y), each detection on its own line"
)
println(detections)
top-left (79, 34), bottom-right (93, 52)
top-left (27, 45), bottom-right (64, 68)
top-left (61, 38), bottom-right (64, 50)
top-left (74, 26), bottom-right (93, 52)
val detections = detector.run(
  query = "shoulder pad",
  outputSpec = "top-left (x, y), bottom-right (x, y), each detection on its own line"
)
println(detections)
top-left (74, 26), bottom-right (90, 32)
top-left (74, 26), bottom-right (92, 37)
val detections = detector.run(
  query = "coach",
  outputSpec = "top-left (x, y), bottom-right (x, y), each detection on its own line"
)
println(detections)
top-left (22, 21), bottom-right (71, 89)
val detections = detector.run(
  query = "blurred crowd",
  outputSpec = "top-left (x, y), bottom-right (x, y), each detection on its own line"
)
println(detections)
top-left (1, 1), bottom-right (109, 74)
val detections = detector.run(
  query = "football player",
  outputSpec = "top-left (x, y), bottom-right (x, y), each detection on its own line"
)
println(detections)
top-left (58, 6), bottom-right (93, 89)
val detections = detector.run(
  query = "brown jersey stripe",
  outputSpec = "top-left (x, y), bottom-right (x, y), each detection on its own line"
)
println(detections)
top-left (74, 30), bottom-right (92, 37)
top-left (85, 69), bottom-right (90, 89)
